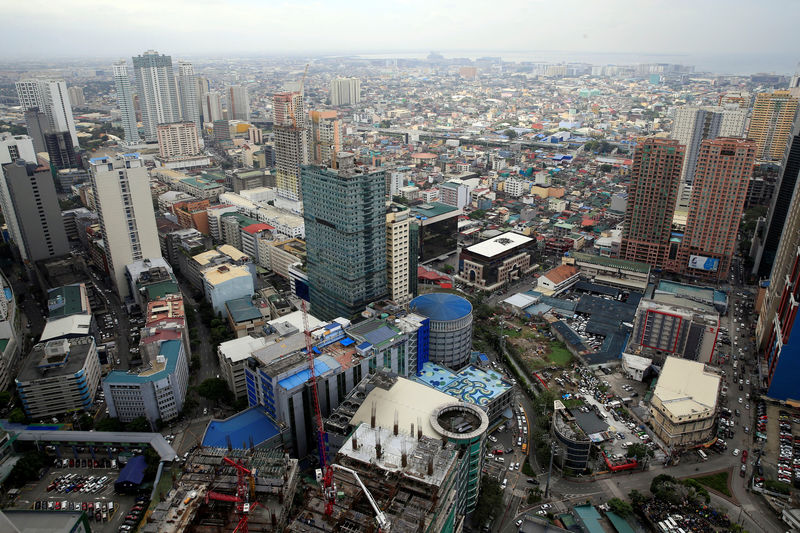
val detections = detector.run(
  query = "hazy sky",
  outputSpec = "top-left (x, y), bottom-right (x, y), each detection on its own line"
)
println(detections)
top-left (1, 0), bottom-right (797, 72)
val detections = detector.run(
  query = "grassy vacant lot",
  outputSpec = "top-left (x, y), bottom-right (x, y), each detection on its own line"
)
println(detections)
top-left (547, 341), bottom-right (573, 365)
top-left (691, 471), bottom-right (732, 497)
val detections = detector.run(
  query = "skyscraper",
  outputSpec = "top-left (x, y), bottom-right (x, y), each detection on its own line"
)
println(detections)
top-left (619, 138), bottom-right (684, 268)
top-left (15, 79), bottom-right (79, 147)
top-left (309, 110), bottom-right (341, 166)
top-left (132, 50), bottom-right (181, 142)
top-left (386, 203), bottom-right (412, 303)
top-left (176, 61), bottom-right (201, 131)
top-left (44, 131), bottom-right (79, 169)
top-left (273, 91), bottom-right (310, 201)
top-left (226, 85), bottom-right (250, 121)
top-left (0, 160), bottom-right (69, 262)
top-left (329, 77), bottom-right (361, 106)
top-left (22, 110), bottom-right (47, 153)
top-left (302, 154), bottom-right (387, 320)
top-left (112, 60), bottom-right (139, 144)
top-left (748, 90), bottom-right (799, 161)
top-left (89, 153), bottom-right (161, 297)
top-left (68, 86), bottom-right (85, 108)
top-left (753, 116), bottom-right (800, 279)
top-left (670, 106), bottom-right (748, 186)
top-left (157, 122), bottom-right (200, 158)
top-left (672, 137), bottom-right (755, 279)
top-left (202, 91), bottom-right (223, 124)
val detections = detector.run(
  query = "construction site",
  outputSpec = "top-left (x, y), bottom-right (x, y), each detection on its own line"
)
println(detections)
top-left (141, 447), bottom-right (299, 533)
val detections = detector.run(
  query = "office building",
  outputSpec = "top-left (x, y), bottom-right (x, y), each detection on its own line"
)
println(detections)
top-left (329, 77), bottom-right (361, 106)
top-left (226, 85), bottom-right (250, 121)
top-left (409, 202), bottom-right (462, 263)
top-left (670, 106), bottom-right (748, 185)
top-left (89, 154), bottom-right (161, 298)
top-left (0, 133), bottom-right (35, 165)
top-left (112, 60), bottom-right (140, 144)
top-left (302, 157), bottom-right (387, 320)
top-left (748, 91), bottom-right (799, 161)
top-left (273, 91), bottom-right (310, 201)
top-left (0, 272), bottom-right (19, 392)
top-left (23, 109), bottom-right (48, 153)
top-left (202, 264), bottom-right (255, 315)
top-left (202, 91), bottom-right (223, 124)
top-left (132, 50), bottom-right (181, 142)
top-left (103, 338), bottom-right (189, 426)
top-left (671, 137), bottom-right (755, 279)
top-left (176, 60), bottom-right (201, 130)
top-left (0, 160), bottom-right (69, 262)
top-left (15, 79), bottom-right (79, 147)
top-left (15, 337), bottom-right (100, 419)
top-left (649, 357), bottom-right (720, 449)
top-left (458, 231), bottom-right (537, 291)
top-left (386, 203), bottom-right (412, 303)
top-left (409, 293), bottom-right (473, 369)
top-left (753, 117), bottom-right (800, 279)
top-left (44, 131), bottom-right (79, 170)
top-left (309, 110), bottom-right (341, 166)
top-left (620, 138), bottom-right (684, 268)
top-left (156, 121), bottom-right (200, 158)
top-left (68, 86), bottom-right (85, 108)
top-left (439, 181), bottom-right (470, 210)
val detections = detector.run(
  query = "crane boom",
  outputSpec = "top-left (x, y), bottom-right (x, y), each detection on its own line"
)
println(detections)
top-left (331, 464), bottom-right (391, 532)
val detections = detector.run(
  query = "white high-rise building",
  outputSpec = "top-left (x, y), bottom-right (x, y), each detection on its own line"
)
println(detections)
top-left (386, 204), bottom-right (412, 303)
top-left (273, 91), bottom-right (310, 201)
top-left (0, 133), bottom-right (36, 165)
top-left (89, 153), bottom-right (161, 297)
top-left (177, 61), bottom-right (201, 131)
top-left (226, 85), bottom-right (250, 121)
top-left (202, 91), bottom-right (223, 123)
top-left (112, 61), bottom-right (140, 144)
top-left (670, 105), bottom-right (748, 185)
top-left (15, 79), bottom-right (79, 147)
top-left (330, 77), bottom-right (361, 106)
top-left (132, 50), bottom-right (181, 142)
top-left (68, 86), bottom-right (85, 108)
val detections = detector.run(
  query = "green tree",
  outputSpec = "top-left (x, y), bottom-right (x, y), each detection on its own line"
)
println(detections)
top-left (599, 163), bottom-right (613, 173)
top-left (95, 417), bottom-right (124, 432)
top-left (441, 264), bottom-right (455, 274)
top-left (6, 451), bottom-right (46, 488)
top-left (8, 408), bottom-right (26, 424)
top-left (472, 476), bottom-right (503, 525)
top-left (607, 497), bottom-right (633, 517)
top-left (626, 443), bottom-right (654, 461)
top-left (143, 447), bottom-right (161, 480)
top-left (468, 209), bottom-right (486, 220)
top-left (125, 416), bottom-right (151, 432)
top-left (504, 129), bottom-right (518, 140)
top-left (75, 413), bottom-right (95, 431)
top-left (0, 391), bottom-right (11, 406)
top-left (197, 378), bottom-right (233, 405)
top-left (628, 489), bottom-right (645, 506)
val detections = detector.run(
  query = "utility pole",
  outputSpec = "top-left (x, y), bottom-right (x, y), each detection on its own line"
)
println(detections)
top-left (544, 445), bottom-right (557, 498)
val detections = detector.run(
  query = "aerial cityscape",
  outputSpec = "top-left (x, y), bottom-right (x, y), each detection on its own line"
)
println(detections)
top-left (0, 2), bottom-right (799, 533)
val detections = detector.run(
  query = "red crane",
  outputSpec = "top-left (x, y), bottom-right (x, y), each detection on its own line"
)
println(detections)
top-left (300, 300), bottom-right (334, 514)
top-left (220, 456), bottom-right (258, 533)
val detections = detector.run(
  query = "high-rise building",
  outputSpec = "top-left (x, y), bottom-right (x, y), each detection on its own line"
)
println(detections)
top-left (753, 117), bottom-right (800, 279)
top-left (302, 155), bottom-right (386, 320)
top-left (89, 154), bottom-right (161, 297)
top-left (176, 61), bottom-right (201, 130)
top-left (748, 90), bottom-right (799, 161)
top-left (0, 133), bottom-right (36, 165)
top-left (15, 79), bottom-right (79, 147)
top-left (23, 109), bottom-right (48, 153)
top-left (718, 91), bottom-right (751, 108)
top-left (671, 106), bottom-right (748, 185)
top-left (157, 122), bottom-right (200, 158)
top-left (0, 160), bottom-right (69, 261)
top-left (226, 85), bottom-right (250, 121)
top-left (620, 138), bottom-right (684, 268)
top-left (44, 131), bottom-right (79, 170)
top-left (202, 91), bottom-right (223, 124)
top-left (329, 77), bottom-right (361, 106)
top-left (672, 137), bottom-right (755, 279)
top-left (274, 91), bottom-right (310, 201)
top-left (112, 60), bottom-right (140, 144)
top-left (132, 50), bottom-right (181, 142)
top-left (309, 109), bottom-right (341, 166)
top-left (68, 86), bottom-right (85, 108)
top-left (386, 203), bottom-right (412, 304)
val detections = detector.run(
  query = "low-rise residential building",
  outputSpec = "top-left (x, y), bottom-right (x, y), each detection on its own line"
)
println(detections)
top-left (537, 264), bottom-right (580, 296)
top-left (103, 338), bottom-right (189, 427)
top-left (202, 264), bottom-right (255, 315)
top-left (225, 296), bottom-right (268, 338)
top-left (15, 337), bottom-right (100, 419)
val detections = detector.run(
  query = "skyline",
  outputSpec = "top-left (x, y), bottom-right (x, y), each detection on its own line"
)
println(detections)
top-left (1, 0), bottom-right (798, 75)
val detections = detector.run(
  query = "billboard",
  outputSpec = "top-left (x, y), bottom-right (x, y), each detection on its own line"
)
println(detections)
top-left (688, 255), bottom-right (720, 272)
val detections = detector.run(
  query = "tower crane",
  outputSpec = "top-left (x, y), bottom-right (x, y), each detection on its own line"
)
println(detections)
top-left (214, 456), bottom-right (258, 533)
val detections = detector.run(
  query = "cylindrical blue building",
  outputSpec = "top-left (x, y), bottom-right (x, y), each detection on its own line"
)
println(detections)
top-left (409, 293), bottom-right (473, 369)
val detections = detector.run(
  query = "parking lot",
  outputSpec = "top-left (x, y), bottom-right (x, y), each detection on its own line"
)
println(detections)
top-left (12, 459), bottom-right (144, 533)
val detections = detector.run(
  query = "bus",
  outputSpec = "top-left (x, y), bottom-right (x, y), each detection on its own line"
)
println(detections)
top-left (697, 449), bottom-right (708, 461)
top-left (521, 442), bottom-right (528, 453)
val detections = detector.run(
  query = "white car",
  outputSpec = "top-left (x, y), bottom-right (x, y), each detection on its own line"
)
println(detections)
top-left (732, 448), bottom-right (740, 456)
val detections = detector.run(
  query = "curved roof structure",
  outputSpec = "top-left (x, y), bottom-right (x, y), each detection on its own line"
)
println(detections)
top-left (410, 293), bottom-right (472, 322)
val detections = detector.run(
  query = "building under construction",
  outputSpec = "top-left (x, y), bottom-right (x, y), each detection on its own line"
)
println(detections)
top-left (141, 447), bottom-right (298, 533)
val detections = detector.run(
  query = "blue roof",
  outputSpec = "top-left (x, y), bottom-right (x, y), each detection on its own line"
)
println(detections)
top-left (115, 455), bottom-right (146, 486)
top-left (340, 337), bottom-right (355, 347)
top-left (226, 297), bottom-right (263, 323)
top-left (277, 358), bottom-right (331, 390)
top-left (409, 293), bottom-right (472, 322)
top-left (202, 407), bottom-right (281, 449)
top-left (363, 325), bottom-right (399, 346)
top-left (105, 340), bottom-right (182, 384)
top-left (357, 342), bottom-right (371, 350)
top-left (415, 362), bottom-right (512, 408)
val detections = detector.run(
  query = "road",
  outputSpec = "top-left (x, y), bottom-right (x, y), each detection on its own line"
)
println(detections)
top-left (176, 280), bottom-right (218, 384)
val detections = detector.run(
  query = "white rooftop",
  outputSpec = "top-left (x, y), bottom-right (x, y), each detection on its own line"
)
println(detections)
top-left (654, 357), bottom-right (720, 418)
top-left (267, 310), bottom-right (325, 333)
top-left (40, 315), bottom-right (92, 342)
top-left (466, 231), bottom-right (533, 258)
top-left (502, 292), bottom-right (538, 309)
top-left (217, 336), bottom-right (270, 363)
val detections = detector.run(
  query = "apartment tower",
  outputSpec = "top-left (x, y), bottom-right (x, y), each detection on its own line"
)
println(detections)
top-left (329, 77), bottom-right (361, 106)
top-left (112, 60), bottom-right (140, 144)
top-left (227, 85), bottom-right (250, 121)
top-left (309, 110), bottom-right (341, 166)
top-left (176, 61), bottom-right (201, 131)
top-left (132, 50), bottom-right (181, 142)
top-left (15, 79), bottom-right (79, 147)
top-left (747, 90), bottom-right (799, 161)
top-left (273, 91), bottom-right (310, 201)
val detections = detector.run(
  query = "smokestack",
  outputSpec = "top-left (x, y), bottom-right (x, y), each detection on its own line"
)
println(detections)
top-left (394, 410), bottom-right (399, 436)
top-left (375, 430), bottom-right (382, 459)
top-left (417, 417), bottom-right (422, 441)
top-left (352, 434), bottom-right (359, 450)
top-left (427, 457), bottom-right (434, 475)
top-left (371, 403), bottom-right (376, 429)
top-left (410, 422), bottom-right (415, 438)
top-left (401, 441), bottom-right (408, 468)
